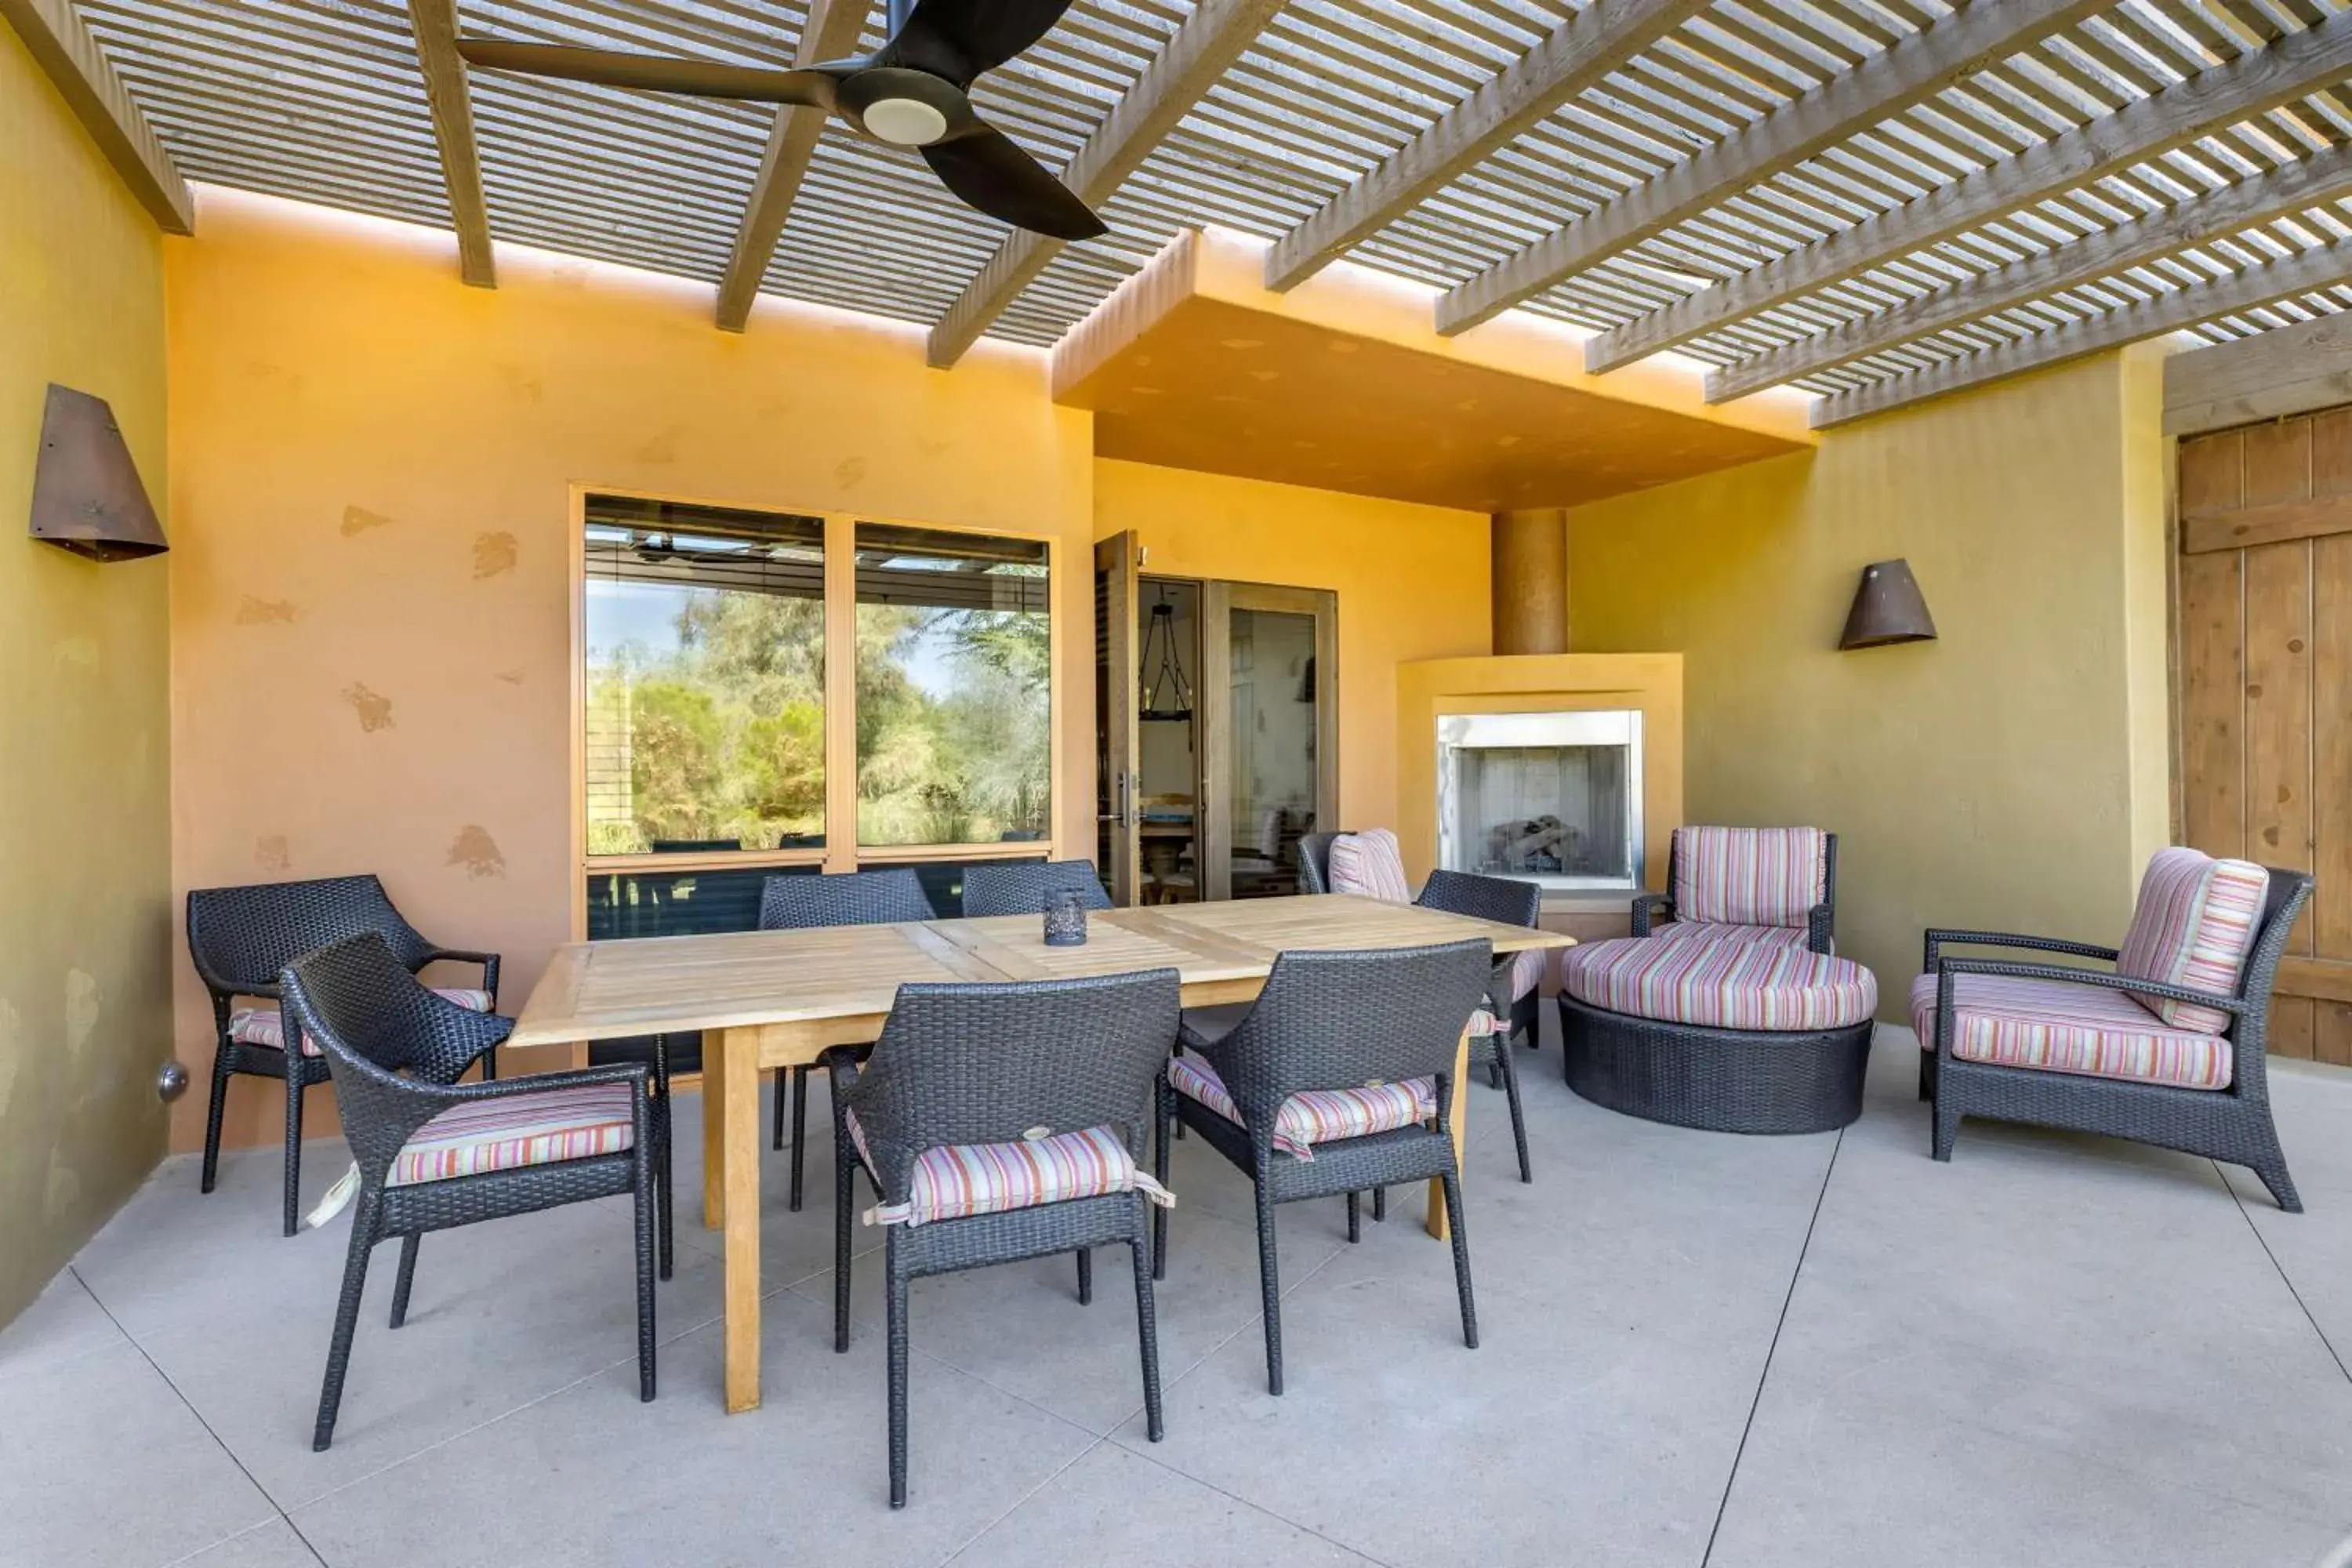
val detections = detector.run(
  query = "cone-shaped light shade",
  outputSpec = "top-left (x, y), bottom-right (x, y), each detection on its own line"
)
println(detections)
top-left (1838, 558), bottom-right (1935, 650)
top-left (28, 385), bottom-right (168, 562)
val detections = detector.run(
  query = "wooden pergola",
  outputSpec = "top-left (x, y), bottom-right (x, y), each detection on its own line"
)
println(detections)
top-left (15, 0), bottom-right (2352, 425)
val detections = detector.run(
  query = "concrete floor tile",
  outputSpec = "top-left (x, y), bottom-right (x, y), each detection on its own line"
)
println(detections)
top-left (0, 1339), bottom-right (278, 1568)
top-left (290, 1290), bottom-right (1101, 1566)
top-left (946, 1442), bottom-right (1383, 1567)
top-left (0, 1269), bottom-right (125, 1388)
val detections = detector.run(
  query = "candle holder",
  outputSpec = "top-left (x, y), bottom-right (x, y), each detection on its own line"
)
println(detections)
top-left (1043, 888), bottom-right (1089, 947)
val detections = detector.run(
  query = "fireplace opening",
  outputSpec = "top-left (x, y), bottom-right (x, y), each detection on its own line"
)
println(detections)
top-left (1436, 710), bottom-right (1643, 894)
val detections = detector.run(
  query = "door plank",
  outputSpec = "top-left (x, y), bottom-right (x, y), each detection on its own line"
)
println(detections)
top-left (2178, 429), bottom-right (2245, 519)
top-left (2177, 550), bottom-right (2245, 859)
top-left (2242, 417), bottom-right (2314, 508)
top-left (2311, 406), bottom-right (2352, 496)
top-left (2316, 1004), bottom-right (2352, 1067)
top-left (2272, 997), bottom-right (2317, 1060)
top-left (2243, 539), bottom-right (2316, 960)
top-left (2317, 533), bottom-right (2352, 964)
top-left (2181, 492), bottom-right (2352, 554)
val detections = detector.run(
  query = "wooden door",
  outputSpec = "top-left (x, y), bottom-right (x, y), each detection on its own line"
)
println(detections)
top-left (2177, 408), bottom-right (2352, 1065)
top-left (1094, 532), bottom-right (1141, 904)
top-left (1201, 582), bottom-right (1339, 900)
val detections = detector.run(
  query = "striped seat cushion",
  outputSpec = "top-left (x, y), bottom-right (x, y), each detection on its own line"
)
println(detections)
top-left (389, 1080), bottom-right (634, 1187)
top-left (228, 988), bottom-right (494, 1058)
top-left (2114, 848), bottom-right (2269, 1033)
top-left (1505, 946), bottom-right (1547, 1000)
top-left (1561, 937), bottom-right (1875, 1031)
top-left (842, 1110), bottom-right (1172, 1227)
top-left (1653, 921), bottom-right (1810, 949)
top-left (1674, 827), bottom-right (1827, 929)
top-left (1327, 828), bottom-right (1413, 903)
top-left (1168, 1052), bottom-right (1436, 1160)
top-left (1908, 971), bottom-right (2232, 1091)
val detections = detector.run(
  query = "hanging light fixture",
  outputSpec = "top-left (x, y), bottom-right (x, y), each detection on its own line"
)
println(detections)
top-left (1139, 586), bottom-right (1194, 721)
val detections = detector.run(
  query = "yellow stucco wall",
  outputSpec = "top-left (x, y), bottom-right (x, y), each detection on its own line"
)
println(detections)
top-left (0, 23), bottom-right (175, 1323)
top-left (1567, 350), bottom-right (2172, 1016)
top-left (1092, 459), bottom-right (1492, 833)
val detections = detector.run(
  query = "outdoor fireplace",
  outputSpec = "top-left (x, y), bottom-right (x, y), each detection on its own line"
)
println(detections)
top-left (1436, 710), bottom-right (1643, 894)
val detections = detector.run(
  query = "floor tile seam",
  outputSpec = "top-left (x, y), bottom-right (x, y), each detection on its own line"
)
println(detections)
top-left (1697, 1124), bottom-right (1844, 1568)
top-left (155, 1515), bottom-right (331, 1568)
top-left (67, 1268), bottom-right (322, 1566)
top-left (1105, 1439), bottom-right (1403, 1567)
top-left (2221, 1161), bottom-right (2352, 1389)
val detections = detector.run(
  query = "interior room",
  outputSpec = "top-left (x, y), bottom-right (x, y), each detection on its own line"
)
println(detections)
top-left (6, 0), bottom-right (2352, 1563)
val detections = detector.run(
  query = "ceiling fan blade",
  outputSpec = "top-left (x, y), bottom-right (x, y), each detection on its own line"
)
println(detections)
top-left (455, 39), bottom-right (839, 106)
top-left (921, 124), bottom-right (1105, 241)
top-left (889, 0), bottom-right (1079, 79)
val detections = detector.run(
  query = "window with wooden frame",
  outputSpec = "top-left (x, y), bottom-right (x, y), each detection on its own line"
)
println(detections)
top-left (573, 492), bottom-right (1061, 920)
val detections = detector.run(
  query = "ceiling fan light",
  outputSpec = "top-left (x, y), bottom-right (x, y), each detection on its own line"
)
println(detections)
top-left (863, 97), bottom-right (949, 146)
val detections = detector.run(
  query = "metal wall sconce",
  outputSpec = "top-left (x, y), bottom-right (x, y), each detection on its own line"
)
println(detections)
top-left (28, 384), bottom-right (169, 562)
top-left (1838, 558), bottom-right (1936, 649)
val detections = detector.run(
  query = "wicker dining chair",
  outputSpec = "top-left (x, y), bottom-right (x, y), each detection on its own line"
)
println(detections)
top-left (1295, 832), bottom-right (1340, 895)
top-left (1156, 939), bottom-right (1492, 1396)
top-left (958, 858), bottom-right (1112, 917)
top-left (1918, 862), bottom-right (2313, 1210)
top-left (758, 869), bottom-right (934, 1212)
top-left (828, 968), bottom-right (1182, 1507)
top-left (186, 875), bottom-right (503, 1236)
top-left (1417, 868), bottom-right (1541, 1184)
top-left (280, 933), bottom-right (670, 1452)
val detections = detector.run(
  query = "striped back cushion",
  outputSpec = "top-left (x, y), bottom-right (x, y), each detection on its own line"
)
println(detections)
top-left (1674, 828), bottom-right (1827, 927)
top-left (1328, 828), bottom-right (1412, 902)
top-left (2114, 848), bottom-right (2270, 1033)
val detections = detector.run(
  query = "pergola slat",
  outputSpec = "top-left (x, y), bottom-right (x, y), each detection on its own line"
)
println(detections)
top-left (407, 0), bottom-right (495, 285)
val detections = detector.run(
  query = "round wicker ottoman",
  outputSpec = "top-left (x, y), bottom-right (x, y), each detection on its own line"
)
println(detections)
top-left (1556, 936), bottom-right (1877, 1135)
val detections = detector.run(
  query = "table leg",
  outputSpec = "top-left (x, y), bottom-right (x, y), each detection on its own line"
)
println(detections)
top-left (1427, 1024), bottom-right (1471, 1241)
top-left (701, 1029), bottom-right (726, 1231)
top-left (719, 1025), bottom-right (764, 1413)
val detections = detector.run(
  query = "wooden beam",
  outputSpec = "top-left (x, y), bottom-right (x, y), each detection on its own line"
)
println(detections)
top-left (1260, 0), bottom-right (1704, 294)
top-left (715, 0), bottom-right (871, 332)
top-left (1439, 0), bottom-right (2108, 339)
top-left (1709, 143), bottom-right (2352, 403)
top-left (1, 0), bottom-right (193, 234)
top-left (1589, 7), bottom-right (2352, 372)
top-left (407, 0), bottom-right (495, 288)
top-left (2182, 492), bottom-right (2352, 554)
top-left (924, 0), bottom-right (1286, 369)
top-left (2165, 314), bottom-right (2352, 436)
top-left (1809, 238), bottom-right (2352, 430)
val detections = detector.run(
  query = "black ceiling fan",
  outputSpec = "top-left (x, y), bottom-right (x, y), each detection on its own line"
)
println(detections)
top-left (456, 0), bottom-right (1106, 241)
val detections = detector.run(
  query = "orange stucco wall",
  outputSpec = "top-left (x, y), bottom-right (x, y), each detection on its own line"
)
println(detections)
top-left (165, 191), bottom-right (1094, 1152)
top-left (164, 192), bottom-right (1494, 1152)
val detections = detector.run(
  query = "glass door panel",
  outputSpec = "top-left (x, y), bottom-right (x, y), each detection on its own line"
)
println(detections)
top-left (1203, 583), bottom-right (1337, 900)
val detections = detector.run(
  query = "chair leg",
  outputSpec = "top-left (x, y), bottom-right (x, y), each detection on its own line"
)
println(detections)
top-left (634, 1144), bottom-right (657, 1402)
top-left (1917, 1049), bottom-right (1935, 1102)
top-left (835, 1123), bottom-right (858, 1354)
top-left (886, 1232), bottom-right (911, 1509)
top-left (1441, 1169), bottom-right (1478, 1351)
top-left (1130, 1227), bottom-right (1164, 1443)
top-left (1152, 1080), bottom-right (1173, 1282)
top-left (788, 1065), bottom-right (811, 1213)
top-left (1497, 1035), bottom-right (1532, 1185)
top-left (1076, 1248), bottom-right (1094, 1305)
top-left (771, 1063), bottom-right (787, 1152)
top-left (200, 1048), bottom-right (231, 1195)
top-left (1252, 1176), bottom-right (1283, 1397)
top-left (1370, 1186), bottom-right (1385, 1224)
top-left (1930, 1088), bottom-right (1961, 1163)
top-left (313, 1189), bottom-right (379, 1451)
top-left (655, 1094), bottom-right (674, 1283)
top-left (282, 1066), bottom-right (307, 1238)
top-left (2248, 1121), bottom-right (2304, 1214)
top-left (388, 1233), bottom-right (420, 1329)
top-left (1345, 1191), bottom-right (1360, 1243)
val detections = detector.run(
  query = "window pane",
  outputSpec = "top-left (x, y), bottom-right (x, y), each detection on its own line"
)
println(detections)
top-left (854, 524), bottom-right (1051, 846)
top-left (583, 495), bottom-right (826, 855)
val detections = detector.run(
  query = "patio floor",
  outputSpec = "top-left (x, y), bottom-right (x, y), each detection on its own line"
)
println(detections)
top-left (6, 1022), bottom-right (2351, 1568)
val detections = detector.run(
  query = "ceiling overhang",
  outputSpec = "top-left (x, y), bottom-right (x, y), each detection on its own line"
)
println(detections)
top-left (1049, 229), bottom-right (1812, 514)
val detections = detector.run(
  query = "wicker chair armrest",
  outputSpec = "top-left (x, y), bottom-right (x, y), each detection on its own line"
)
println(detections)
top-left (419, 946), bottom-right (500, 993)
top-left (423, 1059), bottom-right (651, 1106)
top-left (1631, 893), bottom-right (1671, 938)
top-left (1806, 902), bottom-right (1834, 956)
top-left (1922, 928), bottom-right (2119, 971)
top-left (1933, 958), bottom-right (2241, 1015)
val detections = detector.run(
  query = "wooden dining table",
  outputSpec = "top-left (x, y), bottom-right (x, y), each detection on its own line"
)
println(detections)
top-left (507, 891), bottom-right (1574, 1413)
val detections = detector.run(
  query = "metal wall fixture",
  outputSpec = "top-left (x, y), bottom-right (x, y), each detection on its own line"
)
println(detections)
top-left (27, 384), bottom-right (169, 562)
top-left (1139, 586), bottom-right (1193, 720)
top-left (1838, 559), bottom-right (1936, 650)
